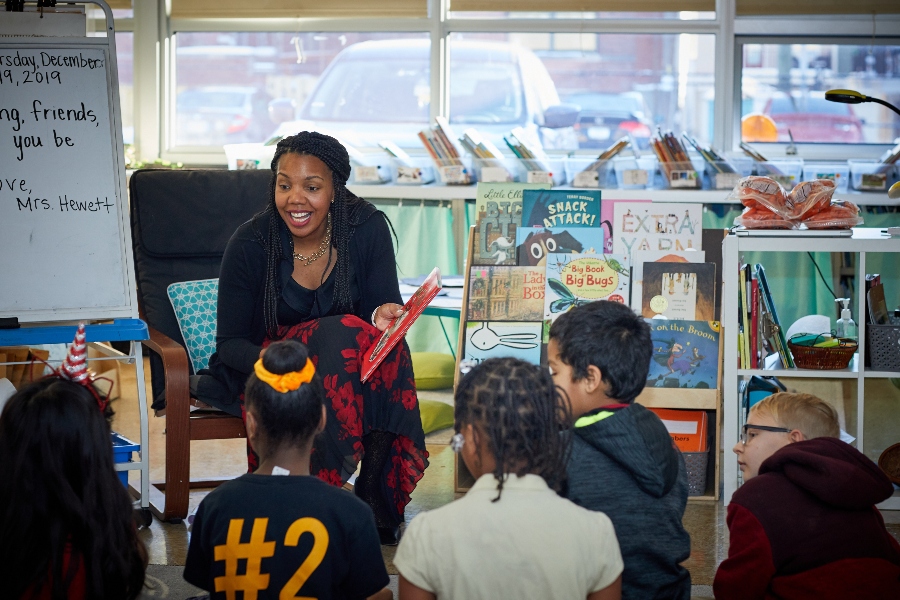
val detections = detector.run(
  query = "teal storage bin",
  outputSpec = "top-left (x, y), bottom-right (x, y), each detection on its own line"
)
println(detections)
top-left (111, 432), bottom-right (139, 488)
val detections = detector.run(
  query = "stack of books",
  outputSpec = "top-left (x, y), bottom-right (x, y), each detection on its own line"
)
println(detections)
top-left (503, 127), bottom-right (553, 174)
top-left (418, 117), bottom-right (472, 184)
top-left (739, 263), bottom-right (794, 370)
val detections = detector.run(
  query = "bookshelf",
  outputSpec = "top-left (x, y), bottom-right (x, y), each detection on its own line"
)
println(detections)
top-left (453, 224), bottom-right (723, 501)
top-left (722, 229), bottom-right (900, 508)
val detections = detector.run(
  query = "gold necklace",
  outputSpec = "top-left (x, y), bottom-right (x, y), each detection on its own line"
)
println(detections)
top-left (292, 213), bottom-right (332, 266)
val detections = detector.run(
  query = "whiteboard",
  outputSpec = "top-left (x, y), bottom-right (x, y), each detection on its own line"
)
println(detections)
top-left (0, 33), bottom-right (136, 323)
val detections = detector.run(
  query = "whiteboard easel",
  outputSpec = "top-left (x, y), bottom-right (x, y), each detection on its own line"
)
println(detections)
top-left (0, 2), bottom-right (150, 523)
top-left (0, 0), bottom-right (136, 323)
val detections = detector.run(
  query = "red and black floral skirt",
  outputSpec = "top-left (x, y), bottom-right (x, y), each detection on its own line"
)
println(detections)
top-left (246, 314), bottom-right (428, 523)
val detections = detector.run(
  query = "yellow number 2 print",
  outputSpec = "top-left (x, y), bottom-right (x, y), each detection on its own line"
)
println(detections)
top-left (279, 517), bottom-right (330, 600)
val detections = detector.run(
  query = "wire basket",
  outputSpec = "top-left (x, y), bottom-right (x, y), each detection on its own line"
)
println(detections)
top-left (878, 442), bottom-right (900, 486)
top-left (867, 324), bottom-right (900, 372)
top-left (787, 335), bottom-right (857, 370)
top-left (683, 450), bottom-right (709, 496)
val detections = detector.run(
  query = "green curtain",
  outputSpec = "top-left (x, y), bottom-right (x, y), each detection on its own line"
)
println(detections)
top-left (374, 200), bottom-right (462, 355)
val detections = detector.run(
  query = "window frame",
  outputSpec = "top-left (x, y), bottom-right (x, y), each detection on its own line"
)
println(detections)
top-left (118, 0), bottom-right (899, 165)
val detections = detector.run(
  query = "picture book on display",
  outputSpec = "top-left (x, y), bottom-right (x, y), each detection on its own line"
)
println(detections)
top-left (646, 319), bottom-right (720, 390)
top-left (611, 202), bottom-right (703, 261)
top-left (515, 227), bottom-right (605, 266)
top-left (521, 189), bottom-right (601, 228)
top-left (640, 261), bottom-right (717, 321)
top-left (463, 321), bottom-right (542, 366)
top-left (630, 250), bottom-right (706, 314)
top-left (361, 267), bottom-right (442, 383)
top-left (472, 182), bottom-right (551, 265)
top-left (543, 253), bottom-right (630, 334)
top-left (600, 198), bottom-right (650, 253)
top-left (467, 266), bottom-right (545, 322)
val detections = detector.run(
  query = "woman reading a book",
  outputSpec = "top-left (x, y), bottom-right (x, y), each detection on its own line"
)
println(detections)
top-left (201, 131), bottom-right (428, 545)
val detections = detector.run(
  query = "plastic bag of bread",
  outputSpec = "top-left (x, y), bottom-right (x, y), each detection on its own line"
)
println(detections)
top-left (803, 200), bottom-right (863, 229)
top-left (733, 204), bottom-right (796, 230)
top-left (727, 176), bottom-right (788, 212)
top-left (787, 179), bottom-right (836, 220)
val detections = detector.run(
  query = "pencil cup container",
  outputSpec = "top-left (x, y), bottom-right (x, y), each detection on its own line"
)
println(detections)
top-left (564, 156), bottom-right (615, 188)
top-left (514, 157), bottom-right (565, 186)
top-left (848, 160), bottom-right (895, 192)
top-left (349, 161), bottom-right (391, 184)
top-left (705, 156), bottom-right (754, 190)
top-left (803, 162), bottom-right (850, 193)
top-left (613, 156), bottom-right (658, 190)
top-left (660, 161), bottom-right (701, 189)
top-left (473, 157), bottom-right (519, 183)
top-left (432, 157), bottom-right (476, 185)
top-left (753, 160), bottom-right (804, 188)
top-left (390, 157), bottom-right (435, 185)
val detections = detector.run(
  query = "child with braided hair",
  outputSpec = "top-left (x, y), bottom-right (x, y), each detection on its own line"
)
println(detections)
top-left (184, 340), bottom-right (392, 599)
top-left (200, 131), bottom-right (428, 544)
top-left (394, 357), bottom-right (623, 600)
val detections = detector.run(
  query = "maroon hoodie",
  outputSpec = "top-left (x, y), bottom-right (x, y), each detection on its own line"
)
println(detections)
top-left (714, 437), bottom-right (900, 599)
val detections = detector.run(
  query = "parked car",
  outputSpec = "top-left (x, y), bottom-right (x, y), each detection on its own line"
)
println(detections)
top-left (763, 94), bottom-right (864, 143)
top-left (258, 38), bottom-right (578, 154)
top-left (175, 86), bottom-right (274, 146)
top-left (564, 91), bottom-right (654, 150)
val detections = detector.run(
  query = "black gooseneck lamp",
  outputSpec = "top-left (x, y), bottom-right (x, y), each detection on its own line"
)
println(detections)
top-left (825, 89), bottom-right (900, 117)
top-left (825, 89), bottom-right (900, 200)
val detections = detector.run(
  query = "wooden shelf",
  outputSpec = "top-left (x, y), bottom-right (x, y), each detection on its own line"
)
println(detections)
top-left (636, 388), bottom-right (719, 410)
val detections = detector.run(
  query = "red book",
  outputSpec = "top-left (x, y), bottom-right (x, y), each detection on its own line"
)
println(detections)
top-left (750, 276), bottom-right (759, 369)
top-left (360, 267), bottom-right (442, 383)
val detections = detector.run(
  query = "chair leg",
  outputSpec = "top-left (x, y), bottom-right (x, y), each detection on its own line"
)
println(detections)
top-left (153, 355), bottom-right (191, 522)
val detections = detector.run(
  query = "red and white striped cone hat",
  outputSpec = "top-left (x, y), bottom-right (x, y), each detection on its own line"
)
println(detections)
top-left (59, 323), bottom-right (90, 383)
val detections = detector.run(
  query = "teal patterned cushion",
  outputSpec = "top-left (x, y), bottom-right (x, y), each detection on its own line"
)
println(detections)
top-left (166, 279), bottom-right (219, 373)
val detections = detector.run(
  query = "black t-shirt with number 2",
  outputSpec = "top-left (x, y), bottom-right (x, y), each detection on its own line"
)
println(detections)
top-left (184, 474), bottom-right (389, 599)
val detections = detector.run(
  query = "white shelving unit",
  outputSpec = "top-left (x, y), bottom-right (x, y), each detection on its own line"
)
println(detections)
top-left (722, 229), bottom-right (900, 509)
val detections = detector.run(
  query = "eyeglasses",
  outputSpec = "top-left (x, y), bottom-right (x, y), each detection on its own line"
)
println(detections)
top-left (740, 424), bottom-right (792, 445)
top-left (450, 432), bottom-right (464, 453)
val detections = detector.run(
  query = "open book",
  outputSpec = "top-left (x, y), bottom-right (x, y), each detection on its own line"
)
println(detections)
top-left (360, 267), bottom-right (443, 383)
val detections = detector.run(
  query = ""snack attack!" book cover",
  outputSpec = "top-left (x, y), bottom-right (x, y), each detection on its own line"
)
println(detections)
top-left (521, 189), bottom-right (601, 228)
top-left (472, 182), bottom-right (550, 265)
top-left (467, 265), bottom-right (545, 322)
top-left (646, 319), bottom-right (720, 390)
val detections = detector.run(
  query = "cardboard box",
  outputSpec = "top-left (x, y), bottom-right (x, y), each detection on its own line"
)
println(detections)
top-left (648, 407), bottom-right (709, 453)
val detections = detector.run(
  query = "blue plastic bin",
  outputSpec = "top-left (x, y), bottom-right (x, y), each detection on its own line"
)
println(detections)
top-left (111, 432), bottom-right (139, 488)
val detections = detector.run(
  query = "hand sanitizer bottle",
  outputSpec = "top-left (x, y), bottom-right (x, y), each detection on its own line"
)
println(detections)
top-left (835, 298), bottom-right (857, 341)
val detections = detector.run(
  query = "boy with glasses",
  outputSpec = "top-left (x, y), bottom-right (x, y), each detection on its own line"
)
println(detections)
top-left (715, 392), bottom-right (900, 599)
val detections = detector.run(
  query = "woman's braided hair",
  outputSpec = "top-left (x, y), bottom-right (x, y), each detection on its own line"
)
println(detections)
top-left (255, 131), bottom-right (367, 338)
top-left (455, 357), bottom-right (572, 501)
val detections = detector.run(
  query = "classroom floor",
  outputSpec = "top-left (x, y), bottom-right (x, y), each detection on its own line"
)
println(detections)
top-left (106, 358), bottom-right (900, 597)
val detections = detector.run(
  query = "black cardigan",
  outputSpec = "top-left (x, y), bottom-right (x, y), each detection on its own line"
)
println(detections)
top-left (205, 203), bottom-right (402, 400)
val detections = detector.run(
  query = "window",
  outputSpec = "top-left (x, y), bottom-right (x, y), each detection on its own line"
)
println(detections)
top-left (740, 43), bottom-right (900, 145)
top-left (171, 32), bottom-right (429, 148)
top-left (449, 32), bottom-right (716, 152)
